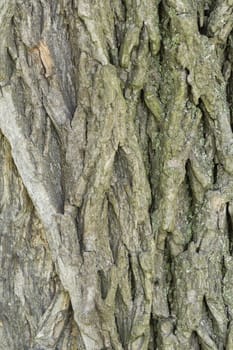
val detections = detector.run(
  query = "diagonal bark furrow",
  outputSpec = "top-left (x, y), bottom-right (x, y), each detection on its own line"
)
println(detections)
top-left (0, 2), bottom-right (88, 348)
top-left (0, 132), bottom-right (75, 349)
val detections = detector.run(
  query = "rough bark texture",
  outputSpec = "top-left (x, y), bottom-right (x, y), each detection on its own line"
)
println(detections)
top-left (1, 0), bottom-right (233, 349)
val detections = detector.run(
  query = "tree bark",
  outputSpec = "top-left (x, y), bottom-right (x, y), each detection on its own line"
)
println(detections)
top-left (1, 0), bottom-right (233, 349)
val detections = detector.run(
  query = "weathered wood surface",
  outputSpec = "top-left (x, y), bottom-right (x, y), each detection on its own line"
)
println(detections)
top-left (0, 0), bottom-right (233, 349)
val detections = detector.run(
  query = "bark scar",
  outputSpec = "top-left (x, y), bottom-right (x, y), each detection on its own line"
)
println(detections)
top-left (29, 41), bottom-right (54, 78)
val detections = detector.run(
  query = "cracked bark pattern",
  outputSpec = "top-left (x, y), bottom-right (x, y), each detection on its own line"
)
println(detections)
top-left (0, 0), bottom-right (233, 349)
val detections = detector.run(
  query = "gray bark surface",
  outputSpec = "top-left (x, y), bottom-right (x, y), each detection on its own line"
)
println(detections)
top-left (0, 0), bottom-right (233, 349)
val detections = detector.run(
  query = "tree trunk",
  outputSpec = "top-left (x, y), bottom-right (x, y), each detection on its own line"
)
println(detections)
top-left (1, 0), bottom-right (233, 349)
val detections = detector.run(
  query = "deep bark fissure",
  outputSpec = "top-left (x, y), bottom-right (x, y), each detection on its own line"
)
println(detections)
top-left (226, 202), bottom-right (233, 255)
